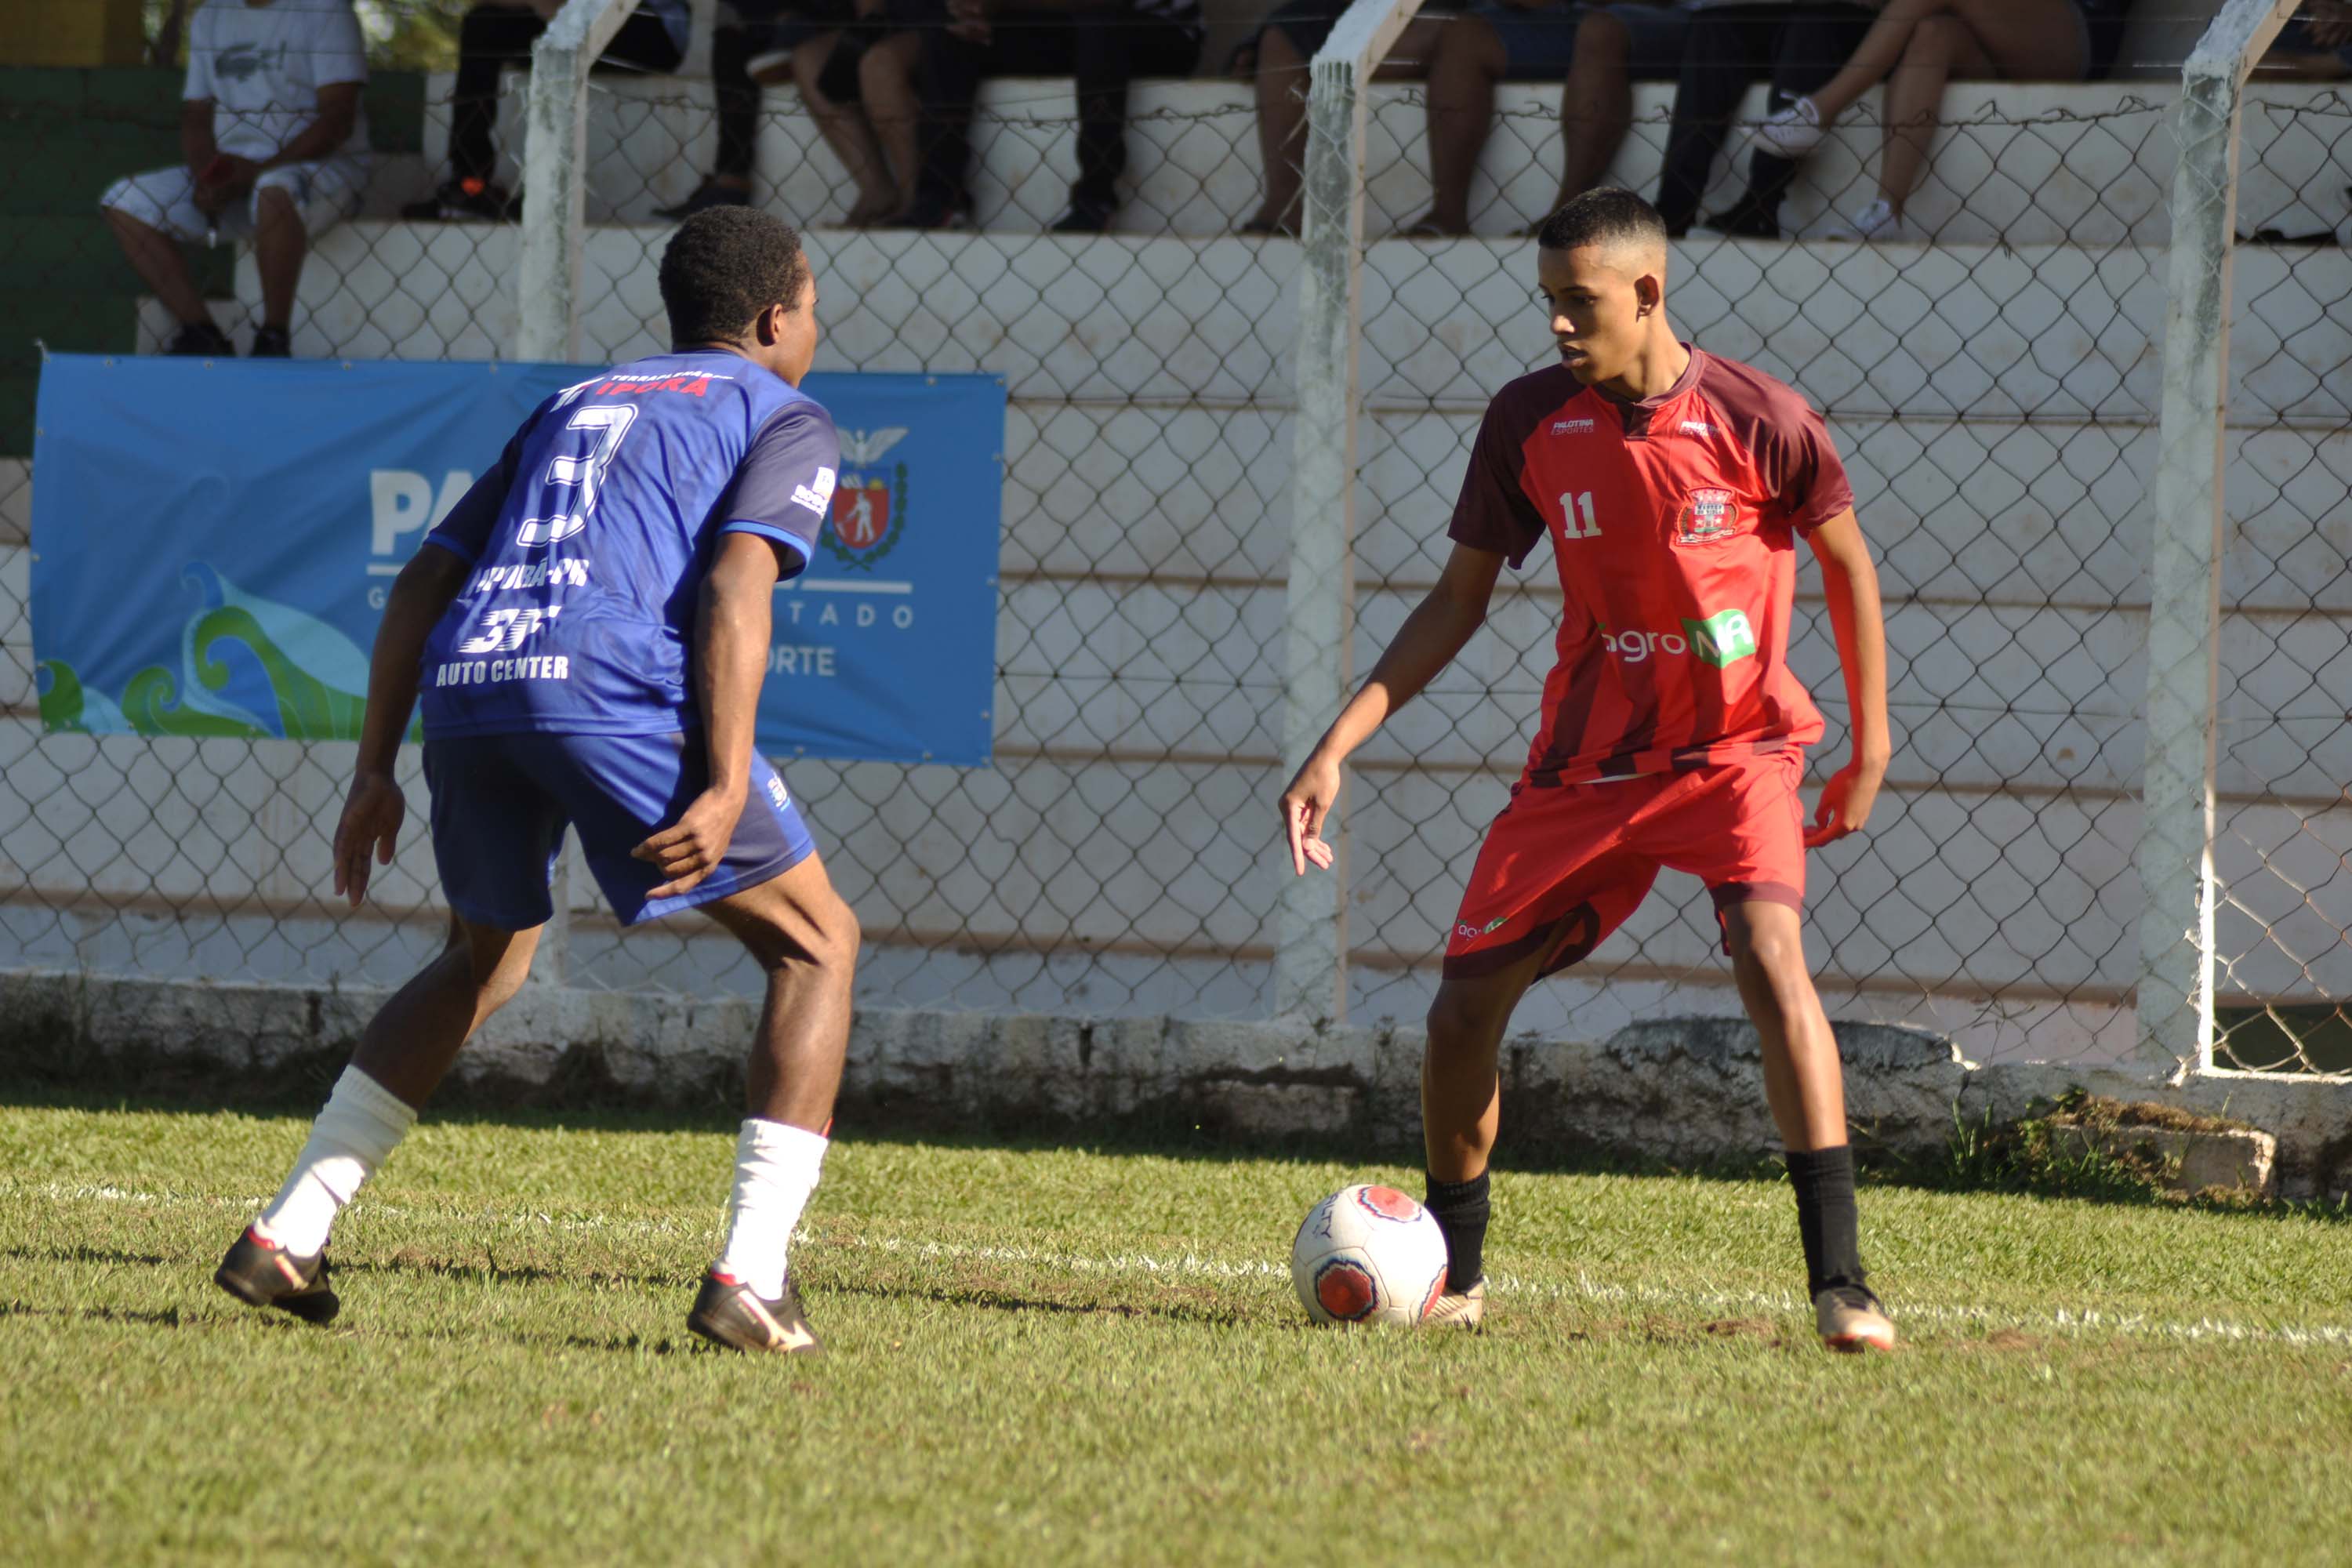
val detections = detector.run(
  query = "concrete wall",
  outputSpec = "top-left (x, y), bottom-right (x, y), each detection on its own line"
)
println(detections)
top-left (13, 967), bottom-right (2352, 1198)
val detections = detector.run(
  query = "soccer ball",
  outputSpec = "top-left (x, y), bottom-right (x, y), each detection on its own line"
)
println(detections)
top-left (1290, 1183), bottom-right (1450, 1326)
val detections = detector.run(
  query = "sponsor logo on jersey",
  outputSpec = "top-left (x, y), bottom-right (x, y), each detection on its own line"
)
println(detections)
top-left (1675, 488), bottom-right (1738, 545)
top-left (1682, 608), bottom-right (1759, 667)
top-left (1679, 419), bottom-right (1715, 437)
top-left (791, 466), bottom-right (838, 516)
top-left (1551, 417), bottom-right (1595, 437)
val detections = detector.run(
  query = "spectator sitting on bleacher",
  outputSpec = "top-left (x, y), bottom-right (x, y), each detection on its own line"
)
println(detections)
top-left (101, 0), bottom-right (371, 358)
top-left (1747, 0), bottom-right (2133, 241)
top-left (659, 0), bottom-right (909, 226)
top-left (1236, 0), bottom-right (1458, 236)
top-left (1523, 2), bottom-right (1695, 232)
top-left (404, 0), bottom-right (689, 220)
top-left (874, 0), bottom-right (1203, 231)
top-left (1651, 1), bottom-right (1878, 241)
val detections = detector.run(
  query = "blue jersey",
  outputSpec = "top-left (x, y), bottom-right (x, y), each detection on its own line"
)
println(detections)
top-left (417, 349), bottom-right (838, 738)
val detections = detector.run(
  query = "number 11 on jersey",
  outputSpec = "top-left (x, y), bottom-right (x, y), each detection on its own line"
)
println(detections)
top-left (1559, 490), bottom-right (1600, 539)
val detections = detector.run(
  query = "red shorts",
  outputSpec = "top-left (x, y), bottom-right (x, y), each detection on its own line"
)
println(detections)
top-left (1442, 753), bottom-right (1808, 981)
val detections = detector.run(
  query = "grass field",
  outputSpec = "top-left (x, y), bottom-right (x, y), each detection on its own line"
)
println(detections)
top-left (6, 1093), bottom-right (2352, 1566)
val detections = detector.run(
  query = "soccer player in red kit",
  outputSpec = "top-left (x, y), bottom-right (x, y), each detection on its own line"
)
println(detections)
top-left (1278, 188), bottom-right (1896, 1352)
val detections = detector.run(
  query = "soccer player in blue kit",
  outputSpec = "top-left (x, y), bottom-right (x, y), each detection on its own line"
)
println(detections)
top-left (214, 209), bottom-right (853, 1355)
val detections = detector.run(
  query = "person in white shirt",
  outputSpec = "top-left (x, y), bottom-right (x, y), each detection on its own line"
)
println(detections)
top-left (100, 0), bottom-right (371, 358)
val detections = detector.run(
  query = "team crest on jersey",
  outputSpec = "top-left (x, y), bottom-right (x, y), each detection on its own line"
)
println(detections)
top-left (1674, 488), bottom-right (1739, 546)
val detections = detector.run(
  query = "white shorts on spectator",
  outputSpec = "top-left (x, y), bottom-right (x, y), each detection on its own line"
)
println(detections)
top-left (101, 156), bottom-right (368, 245)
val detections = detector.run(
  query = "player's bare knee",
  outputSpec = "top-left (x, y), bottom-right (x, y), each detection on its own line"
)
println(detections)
top-left (1425, 984), bottom-right (1508, 1059)
top-left (1726, 920), bottom-right (1803, 985)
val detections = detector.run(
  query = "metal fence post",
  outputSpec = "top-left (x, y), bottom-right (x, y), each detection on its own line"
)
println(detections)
top-left (2136, 0), bottom-right (2295, 1077)
top-left (1273, 0), bottom-right (1421, 1023)
top-left (515, 0), bottom-right (637, 363)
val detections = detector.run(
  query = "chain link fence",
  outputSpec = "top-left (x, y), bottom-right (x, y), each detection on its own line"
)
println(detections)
top-left (4, 0), bottom-right (2348, 1074)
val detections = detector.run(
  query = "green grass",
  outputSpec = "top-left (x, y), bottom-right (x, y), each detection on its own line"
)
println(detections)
top-left (5, 1096), bottom-right (2352, 1566)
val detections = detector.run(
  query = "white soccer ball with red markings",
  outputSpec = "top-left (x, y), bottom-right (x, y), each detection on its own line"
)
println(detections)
top-left (1290, 1183), bottom-right (1450, 1327)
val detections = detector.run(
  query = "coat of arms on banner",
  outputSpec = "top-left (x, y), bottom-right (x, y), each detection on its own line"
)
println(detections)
top-left (1674, 487), bottom-right (1738, 546)
top-left (826, 426), bottom-right (910, 570)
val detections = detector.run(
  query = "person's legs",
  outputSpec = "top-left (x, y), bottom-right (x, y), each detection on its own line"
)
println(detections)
top-left (1067, 5), bottom-right (1200, 225)
top-left (449, 2), bottom-right (546, 184)
top-left (906, 18), bottom-right (1004, 220)
top-left (861, 30), bottom-right (929, 216)
top-left (251, 914), bottom-right (542, 1256)
top-left (794, 33), bottom-right (898, 222)
top-left (1655, 5), bottom-right (1774, 233)
top-left (1872, 11), bottom-right (1990, 220)
top-left (1804, 0), bottom-right (2080, 127)
top-left (1719, 3), bottom-right (1875, 237)
top-left (703, 855), bottom-right (860, 1135)
top-left (1545, 8), bottom-right (1634, 219)
top-left (252, 185), bottom-right (304, 334)
top-left (1411, 13), bottom-right (1507, 235)
top-left (100, 200), bottom-right (209, 328)
top-left (1248, 18), bottom-right (1312, 231)
top-left (709, 15), bottom-right (763, 190)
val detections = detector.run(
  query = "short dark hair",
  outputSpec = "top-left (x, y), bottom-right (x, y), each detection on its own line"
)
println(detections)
top-left (659, 206), bottom-right (811, 344)
top-left (1535, 187), bottom-right (1668, 256)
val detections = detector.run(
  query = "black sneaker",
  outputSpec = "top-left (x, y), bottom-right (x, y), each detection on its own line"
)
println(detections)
top-left (1049, 190), bottom-right (1116, 234)
top-left (1695, 194), bottom-right (1780, 241)
top-left (401, 176), bottom-right (517, 222)
top-left (249, 325), bottom-right (292, 358)
top-left (165, 321), bottom-right (235, 358)
top-left (215, 1226), bottom-right (339, 1325)
top-left (655, 180), bottom-right (753, 220)
top-left (687, 1270), bottom-right (822, 1355)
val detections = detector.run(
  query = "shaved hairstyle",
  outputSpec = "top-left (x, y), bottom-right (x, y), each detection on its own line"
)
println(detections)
top-left (1536, 188), bottom-right (1670, 267)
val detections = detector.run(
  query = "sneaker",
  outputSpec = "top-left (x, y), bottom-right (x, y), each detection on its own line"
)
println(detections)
top-left (1050, 190), bottom-right (1116, 234)
top-left (687, 1270), bottom-right (822, 1355)
top-left (401, 176), bottom-right (517, 222)
top-left (214, 1226), bottom-right (339, 1324)
top-left (743, 48), bottom-right (795, 85)
top-left (654, 179), bottom-right (753, 221)
top-left (1421, 1277), bottom-right (1486, 1329)
top-left (1831, 197), bottom-right (1902, 243)
top-left (165, 321), bottom-right (235, 358)
top-left (1696, 195), bottom-right (1780, 241)
top-left (1750, 96), bottom-right (1825, 160)
top-left (1814, 1283), bottom-right (1895, 1353)
top-left (249, 325), bottom-right (292, 358)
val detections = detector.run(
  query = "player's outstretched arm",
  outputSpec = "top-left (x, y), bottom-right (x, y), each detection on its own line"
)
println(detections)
top-left (636, 534), bottom-right (786, 899)
top-left (1278, 542), bottom-right (1507, 876)
top-left (333, 546), bottom-right (469, 908)
top-left (1804, 506), bottom-right (1892, 848)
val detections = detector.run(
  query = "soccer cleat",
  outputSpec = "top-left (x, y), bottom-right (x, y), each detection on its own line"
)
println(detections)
top-left (165, 321), bottom-right (235, 358)
top-left (1814, 1284), bottom-right (1896, 1353)
top-left (214, 1227), bottom-right (340, 1325)
top-left (401, 176), bottom-right (518, 222)
top-left (1749, 96), bottom-right (1825, 159)
top-left (1421, 1278), bottom-right (1486, 1329)
top-left (687, 1270), bottom-right (823, 1355)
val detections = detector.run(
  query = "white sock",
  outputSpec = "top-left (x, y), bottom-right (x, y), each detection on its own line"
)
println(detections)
top-left (255, 1066), bottom-right (417, 1254)
top-left (713, 1118), bottom-right (829, 1299)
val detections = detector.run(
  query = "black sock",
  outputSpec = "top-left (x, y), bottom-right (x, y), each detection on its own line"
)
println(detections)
top-left (1785, 1145), bottom-right (1866, 1298)
top-left (1423, 1171), bottom-right (1490, 1290)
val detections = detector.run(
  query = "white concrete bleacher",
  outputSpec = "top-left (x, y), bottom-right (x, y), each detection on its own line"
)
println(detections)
top-left (30, 53), bottom-right (2352, 1060)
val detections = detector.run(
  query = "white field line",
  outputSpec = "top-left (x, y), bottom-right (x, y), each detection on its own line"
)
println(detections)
top-left (15, 1178), bottom-right (2352, 1349)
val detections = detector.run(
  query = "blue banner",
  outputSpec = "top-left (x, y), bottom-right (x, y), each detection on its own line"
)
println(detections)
top-left (29, 354), bottom-right (1002, 767)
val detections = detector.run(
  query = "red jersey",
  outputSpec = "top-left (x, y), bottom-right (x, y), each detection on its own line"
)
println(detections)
top-left (1448, 346), bottom-right (1854, 786)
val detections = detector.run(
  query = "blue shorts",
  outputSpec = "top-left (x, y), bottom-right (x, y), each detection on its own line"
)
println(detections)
top-left (423, 731), bottom-right (816, 930)
top-left (1469, 1), bottom-right (1688, 82)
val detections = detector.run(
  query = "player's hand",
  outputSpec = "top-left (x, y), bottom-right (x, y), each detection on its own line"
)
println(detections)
top-left (633, 787), bottom-right (745, 900)
top-left (1278, 753), bottom-right (1341, 877)
top-left (1805, 757), bottom-right (1885, 848)
top-left (332, 771), bottom-right (406, 909)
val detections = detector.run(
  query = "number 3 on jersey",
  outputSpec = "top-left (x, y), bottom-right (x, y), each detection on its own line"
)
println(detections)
top-left (516, 405), bottom-right (637, 546)
top-left (1559, 490), bottom-right (1601, 540)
